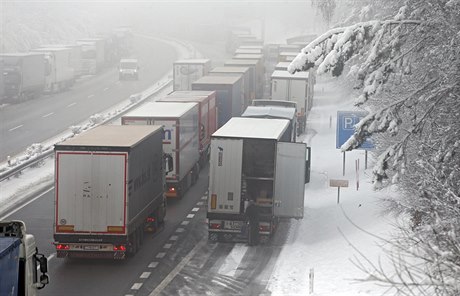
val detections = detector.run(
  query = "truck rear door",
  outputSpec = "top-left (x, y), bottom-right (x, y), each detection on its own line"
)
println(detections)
top-left (273, 142), bottom-right (306, 219)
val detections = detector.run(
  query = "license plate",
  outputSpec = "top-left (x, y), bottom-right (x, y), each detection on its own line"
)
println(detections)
top-left (83, 245), bottom-right (100, 251)
top-left (224, 221), bottom-right (242, 230)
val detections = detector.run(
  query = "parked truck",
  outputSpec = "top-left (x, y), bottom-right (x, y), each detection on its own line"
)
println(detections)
top-left (192, 75), bottom-right (244, 128)
top-left (158, 90), bottom-right (217, 167)
top-left (0, 53), bottom-right (45, 102)
top-left (209, 66), bottom-right (252, 110)
top-left (207, 117), bottom-right (307, 243)
top-left (271, 70), bottom-right (312, 135)
top-left (173, 59), bottom-right (211, 91)
top-left (224, 59), bottom-right (264, 100)
top-left (0, 220), bottom-right (49, 296)
top-left (54, 125), bottom-right (168, 259)
top-left (40, 44), bottom-right (83, 77)
top-left (122, 102), bottom-right (200, 199)
top-left (76, 38), bottom-right (106, 74)
top-left (30, 47), bottom-right (75, 93)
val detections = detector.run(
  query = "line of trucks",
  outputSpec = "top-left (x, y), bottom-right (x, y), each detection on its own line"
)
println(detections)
top-left (0, 26), bottom-right (133, 103)
top-left (50, 30), bottom-right (316, 259)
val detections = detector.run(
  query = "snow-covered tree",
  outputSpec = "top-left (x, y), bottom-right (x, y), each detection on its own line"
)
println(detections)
top-left (290, 0), bottom-right (460, 294)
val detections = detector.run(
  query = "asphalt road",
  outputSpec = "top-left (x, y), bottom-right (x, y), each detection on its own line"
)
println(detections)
top-left (0, 34), bottom-right (177, 162)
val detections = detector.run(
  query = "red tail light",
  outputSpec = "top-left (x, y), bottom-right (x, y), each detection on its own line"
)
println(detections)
top-left (168, 187), bottom-right (176, 192)
top-left (146, 217), bottom-right (155, 222)
top-left (209, 223), bottom-right (221, 229)
top-left (56, 244), bottom-right (70, 250)
top-left (259, 225), bottom-right (270, 232)
top-left (113, 245), bottom-right (126, 251)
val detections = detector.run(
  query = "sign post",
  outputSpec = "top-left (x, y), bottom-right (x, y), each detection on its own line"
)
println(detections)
top-left (330, 179), bottom-right (349, 204)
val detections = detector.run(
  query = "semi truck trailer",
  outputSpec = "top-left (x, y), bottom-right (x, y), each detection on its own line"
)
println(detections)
top-left (173, 59), bottom-right (211, 91)
top-left (54, 125), bottom-right (168, 259)
top-left (207, 117), bottom-right (307, 243)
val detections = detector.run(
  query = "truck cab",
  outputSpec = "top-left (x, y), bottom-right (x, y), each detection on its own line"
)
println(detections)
top-left (118, 58), bottom-right (139, 80)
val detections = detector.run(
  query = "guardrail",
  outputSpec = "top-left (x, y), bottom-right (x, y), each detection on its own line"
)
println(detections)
top-left (0, 79), bottom-right (173, 183)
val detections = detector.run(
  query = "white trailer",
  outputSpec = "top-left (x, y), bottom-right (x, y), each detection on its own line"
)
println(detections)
top-left (40, 44), bottom-right (83, 77)
top-left (122, 102), bottom-right (200, 199)
top-left (271, 70), bottom-right (312, 135)
top-left (31, 47), bottom-right (75, 93)
top-left (173, 59), bottom-right (211, 91)
top-left (54, 125), bottom-right (167, 259)
top-left (76, 38), bottom-right (105, 74)
top-left (209, 66), bottom-right (251, 109)
top-left (207, 117), bottom-right (307, 243)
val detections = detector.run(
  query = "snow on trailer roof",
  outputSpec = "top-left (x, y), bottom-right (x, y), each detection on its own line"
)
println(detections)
top-left (271, 70), bottom-right (309, 80)
top-left (56, 125), bottom-right (163, 148)
top-left (242, 106), bottom-right (296, 120)
top-left (123, 102), bottom-right (198, 118)
top-left (192, 75), bottom-right (241, 85)
top-left (166, 90), bottom-right (215, 98)
top-left (0, 53), bottom-right (44, 57)
top-left (275, 62), bottom-right (291, 70)
top-left (233, 54), bottom-right (263, 60)
top-left (120, 58), bottom-right (138, 63)
top-left (210, 66), bottom-right (250, 73)
top-left (213, 117), bottom-right (289, 140)
top-left (224, 59), bottom-right (259, 66)
top-left (174, 59), bottom-right (210, 64)
top-left (31, 47), bottom-right (70, 52)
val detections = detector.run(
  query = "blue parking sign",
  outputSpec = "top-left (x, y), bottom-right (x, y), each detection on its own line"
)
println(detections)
top-left (336, 111), bottom-right (374, 150)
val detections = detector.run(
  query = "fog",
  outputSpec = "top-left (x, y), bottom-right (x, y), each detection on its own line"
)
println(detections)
top-left (1, 0), bottom-right (322, 52)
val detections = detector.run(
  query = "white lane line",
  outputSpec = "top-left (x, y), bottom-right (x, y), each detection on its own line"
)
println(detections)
top-left (103, 87), bottom-right (109, 91)
top-left (88, 94), bottom-right (95, 98)
top-left (181, 221), bottom-right (189, 226)
top-left (186, 214), bottom-right (195, 219)
top-left (0, 187), bottom-right (54, 221)
top-left (140, 272), bottom-right (151, 279)
top-left (67, 102), bottom-right (76, 107)
top-left (131, 283), bottom-right (143, 290)
top-left (191, 207), bottom-right (199, 212)
top-left (170, 235), bottom-right (179, 241)
top-left (148, 240), bottom-right (206, 296)
top-left (163, 243), bottom-right (172, 249)
top-left (125, 294), bottom-right (134, 296)
top-left (175, 228), bottom-right (185, 233)
top-left (8, 125), bottom-right (23, 132)
top-left (148, 262), bottom-right (159, 268)
top-left (201, 196), bottom-right (207, 200)
top-left (156, 252), bottom-right (166, 259)
top-left (196, 201), bottom-right (204, 206)
top-left (42, 112), bottom-right (54, 118)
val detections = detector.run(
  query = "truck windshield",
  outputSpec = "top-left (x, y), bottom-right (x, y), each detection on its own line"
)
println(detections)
top-left (120, 62), bottom-right (137, 69)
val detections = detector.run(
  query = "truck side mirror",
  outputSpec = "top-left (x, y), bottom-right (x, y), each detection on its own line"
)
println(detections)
top-left (38, 255), bottom-right (48, 273)
top-left (164, 154), bottom-right (173, 174)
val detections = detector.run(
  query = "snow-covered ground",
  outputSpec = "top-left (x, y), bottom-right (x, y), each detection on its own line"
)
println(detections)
top-left (0, 73), bottom-right (397, 295)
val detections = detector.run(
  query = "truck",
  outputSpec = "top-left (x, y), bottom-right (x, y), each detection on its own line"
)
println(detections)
top-left (0, 53), bottom-right (45, 102)
top-left (207, 117), bottom-right (307, 243)
top-left (173, 59), bottom-right (211, 91)
top-left (54, 125), bottom-right (168, 259)
top-left (118, 58), bottom-right (139, 80)
top-left (40, 44), bottom-right (83, 78)
top-left (0, 220), bottom-right (49, 296)
top-left (158, 90), bottom-right (217, 167)
top-left (209, 66), bottom-right (252, 110)
top-left (224, 59), bottom-right (264, 100)
top-left (30, 47), bottom-right (75, 93)
top-left (192, 75), bottom-right (244, 128)
top-left (76, 38), bottom-right (106, 74)
top-left (271, 70), bottom-right (313, 135)
top-left (122, 102), bottom-right (200, 199)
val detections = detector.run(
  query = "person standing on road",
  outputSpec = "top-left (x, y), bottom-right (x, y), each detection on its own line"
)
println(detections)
top-left (245, 199), bottom-right (260, 246)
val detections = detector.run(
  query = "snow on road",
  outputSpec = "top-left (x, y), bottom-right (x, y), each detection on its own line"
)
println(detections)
top-left (267, 77), bottom-right (397, 296)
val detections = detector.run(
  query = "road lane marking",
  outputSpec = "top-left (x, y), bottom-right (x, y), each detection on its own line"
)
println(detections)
top-left (140, 272), bottom-right (151, 279)
top-left (131, 283), bottom-right (143, 290)
top-left (163, 243), bottom-right (172, 249)
top-left (186, 214), bottom-right (195, 219)
top-left (181, 221), bottom-right (189, 226)
top-left (191, 207), bottom-right (199, 212)
top-left (88, 94), bottom-right (95, 98)
top-left (103, 87), bottom-right (109, 91)
top-left (201, 196), bottom-right (207, 200)
top-left (156, 252), bottom-right (166, 259)
top-left (42, 112), bottom-right (54, 118)
top-left (148, 262), bottom-right (159, 268)
top-left (196, 201), bottom-right (204, 206)
top-left (148, 240), bottom-right (206, 296)
top-left (8, 125), bottom-right (23, 132)
top-left (175, 228), bottom-right (185, 233)
top-left (0, 187), bottom-right (53, 221)
top-left (67, 102), bottom-right (76, 107)
top-left (170, 235), bottom-right (178, 241)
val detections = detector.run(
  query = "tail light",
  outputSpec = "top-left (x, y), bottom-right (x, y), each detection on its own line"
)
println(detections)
top-left (146, 217), bottom-right (155, 223)
top-left (56, 244), bottom-right (70, 250)
top-left (168, 187), bottom-right (176, 193)
top-left (259, 225), bottom-right (270, 232)
top-left (209, 222), bottom-right (221, 229)
top-left (113, 245), bottom-right (126, 251)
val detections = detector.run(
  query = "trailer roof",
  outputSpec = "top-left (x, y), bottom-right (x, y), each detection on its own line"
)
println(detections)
top-left (0, 53), bottom-right (44, 57)
top-left (174, 59), bottom-right (210, 64)
top-left (224, 59), bottom-right (258, 66)
top-left (233, 54), bottom-right (263, 60)
top-left (213, 117), bottom-right (289, 140)
top-left (123, 102), bottom-right (198, 118)
top-left (166, 90), bottom-right (216, 98)
top-left (210, 66), bottom-right (250, 74)
top-left (271, 70), bottom-right (309, 80)
top-left (242, 106), bottom-right (296, 120)
top-left (275, 62), bottom-right (290, 70)
top-left (31, 47), bottom-right (71, 52)
top-left (56, 125), bottom-right (162, 148)
top-left (192, 75), bottom-right (241, 85)
top-left (239, 45), bottom-right (264, 50)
